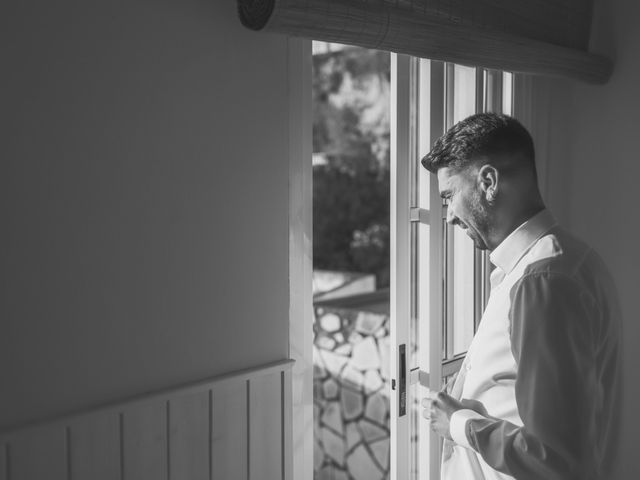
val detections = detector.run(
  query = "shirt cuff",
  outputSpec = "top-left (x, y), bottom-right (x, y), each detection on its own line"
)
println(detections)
top-left (450, 409), bottom-right (485, 449)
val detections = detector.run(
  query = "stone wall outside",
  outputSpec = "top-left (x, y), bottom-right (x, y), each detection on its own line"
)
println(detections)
top-left (313, 305), bottom-right (390, 480)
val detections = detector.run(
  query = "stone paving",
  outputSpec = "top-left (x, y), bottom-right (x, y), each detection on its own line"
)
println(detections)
top-left (313, 306), bottom-right (390, 480)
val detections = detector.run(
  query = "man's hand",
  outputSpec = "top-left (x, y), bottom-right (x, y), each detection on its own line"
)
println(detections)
top-left (422, 391), bottom-right (460, 440)
top-left (422, 392), bottom-right (489, 441)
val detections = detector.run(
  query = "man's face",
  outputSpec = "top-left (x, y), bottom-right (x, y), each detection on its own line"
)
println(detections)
top-left (437, 166), bottom-right (491, 250)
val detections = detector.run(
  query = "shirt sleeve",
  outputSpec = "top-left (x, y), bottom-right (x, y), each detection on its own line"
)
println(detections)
top-left (450, 409), bottom-right (485, 448)
top-left (460, 272), bottom-right (598, 480)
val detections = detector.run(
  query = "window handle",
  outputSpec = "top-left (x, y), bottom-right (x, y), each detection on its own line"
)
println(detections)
top-left (410, 367), bottom-right (430, 387)
top-left (409, 207), bottom-right (430, 224)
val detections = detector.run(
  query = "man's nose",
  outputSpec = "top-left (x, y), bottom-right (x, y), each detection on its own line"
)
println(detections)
top-left (445, 207), bottom-right (457, 225)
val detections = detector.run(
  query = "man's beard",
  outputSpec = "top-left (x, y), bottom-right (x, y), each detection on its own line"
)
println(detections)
top-left (467, 192), bottom-right (491, 250)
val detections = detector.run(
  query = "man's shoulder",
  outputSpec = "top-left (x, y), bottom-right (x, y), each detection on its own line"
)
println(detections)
top-left (523, 226), bottom-right (585, 270)
top-left (520, 226), bottom-right (613, 294)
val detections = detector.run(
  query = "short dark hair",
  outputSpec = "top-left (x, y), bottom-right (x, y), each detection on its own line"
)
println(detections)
top-left (421, 113), bottom-right (536, 176)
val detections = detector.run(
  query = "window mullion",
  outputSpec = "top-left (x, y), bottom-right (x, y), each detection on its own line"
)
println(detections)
top-left (474, 69), bottom-right (488, 330)
top-left (484, 69), bottom-right (504, 113)
top-left (427, 60), bottom-right (446, 480)
top-left (443, 63), bottom-right (456, 361)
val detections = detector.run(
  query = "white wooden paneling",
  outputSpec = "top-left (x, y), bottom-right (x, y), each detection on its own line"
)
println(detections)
top-left (10, 426), bottom-right (67, 480)
top-left (122, 401), bottom-right (167, 480)
top-left (0, 443), bottom-right (7, 480)
top-left (282, 369), bottom-right (293, 480)
top-left (69, 411), bottom-right (120, 480)
top-left (168, 391), bottom-right (209, 480)
top-left (0, 360), bottom-right (293, 480)
top-left (249, 372), bottom-right (282, 480)
top-left (212, 379), bottom-right (248, 480)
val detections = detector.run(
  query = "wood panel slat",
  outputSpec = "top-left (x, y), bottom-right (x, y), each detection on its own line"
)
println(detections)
top-left (249, 372), bottom-right (282, 480)
top-left (69, 412), bottom-right (120, 480)
top-left (168, 392), bottom-right (209, 480)
top-left (122, 401), bottom-right (167, 480)
top-left (0, 443), bottom-right (7, 480)
top-left (0, 360), bottom-right (293, 480)
top-left (282, 369), bottom-right (292, 480)
top-left (10, 426), bottom-right (67, 480)
top-left (212, 380), bottom-right (247, 480)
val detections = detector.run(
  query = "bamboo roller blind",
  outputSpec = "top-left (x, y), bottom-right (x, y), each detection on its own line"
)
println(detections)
top-left (238, 0), bottom-right (612, 84)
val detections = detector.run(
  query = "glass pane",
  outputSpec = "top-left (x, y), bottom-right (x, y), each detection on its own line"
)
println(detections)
top-left (443, 217), bottom-right (450, 360)
top-left (410, 382), bottom-right (433, 480)
top-left (443, 372), bottom-right (457, 391)
top-left (502, 72), bottom-right (513, 115)
top-left (441, 63), bottom-right (477, 358)
top-left (452, 64), bottom-right (477, 122)
top-left (417, 59), bottom-right (431, 208)
top-left (452, 227), bottom-right (475, 355)
top-left (411, 222), bottom-right (431, 370)
top-left (410, 222), bottom-right (419, 368)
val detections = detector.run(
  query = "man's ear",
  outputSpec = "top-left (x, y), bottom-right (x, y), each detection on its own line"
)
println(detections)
top-left (478, 164), bottom-right (499, 202)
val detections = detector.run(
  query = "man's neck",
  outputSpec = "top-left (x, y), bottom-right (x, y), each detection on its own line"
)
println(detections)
top-left (491, 204), bottom-right (546, 251)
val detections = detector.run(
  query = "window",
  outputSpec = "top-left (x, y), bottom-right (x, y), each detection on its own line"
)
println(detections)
top-left (390, 56), bottom-right (515, 480)
top-left (287, 39), bottom-right (526, 480)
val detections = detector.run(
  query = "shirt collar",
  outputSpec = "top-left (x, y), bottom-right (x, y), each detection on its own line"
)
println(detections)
top-left (489, 209), bottom-right (557, 274)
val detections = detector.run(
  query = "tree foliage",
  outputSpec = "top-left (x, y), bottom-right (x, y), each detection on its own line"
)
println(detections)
top-left (312, 46), bottom-right (390, 287)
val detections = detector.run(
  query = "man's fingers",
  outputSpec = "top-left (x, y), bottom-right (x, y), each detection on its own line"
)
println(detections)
top-left (437, 390), bottom-right (451, 400)
top-left (422, 392), bottom-right (439, 420)
top-left (422, 391), bottom-right (451, 410)
top-left (422, 391), bottom-right (437, 405)
top-left (421, 396), bottom-right (434, 408)
top-left (437, 390), bottom-right (461, 408)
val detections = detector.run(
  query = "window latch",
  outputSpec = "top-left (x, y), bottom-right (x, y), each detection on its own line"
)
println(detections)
top-left (399, 344), bottom-right (406, 417)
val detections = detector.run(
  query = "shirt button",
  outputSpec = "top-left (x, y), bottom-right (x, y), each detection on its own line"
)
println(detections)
top-left (466, 363), bottom-right (472, 371)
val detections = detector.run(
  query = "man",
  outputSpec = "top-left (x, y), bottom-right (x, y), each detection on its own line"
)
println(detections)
top-left (421, 113), bottom-right (621, 480)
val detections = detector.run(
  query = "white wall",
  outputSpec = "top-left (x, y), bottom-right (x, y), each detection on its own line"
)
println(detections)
top-left (553, 0), bottom-right (640, 477)
top-left (0, 0), bottom-right (290, 429)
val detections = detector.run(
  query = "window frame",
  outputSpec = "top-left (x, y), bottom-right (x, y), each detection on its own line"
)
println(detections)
top-left (288, 39), bottom-right (539, 480)
top-left (390, 57), bottom-right (522, 480)
top-left (287, 37), bottom-right (314, 480)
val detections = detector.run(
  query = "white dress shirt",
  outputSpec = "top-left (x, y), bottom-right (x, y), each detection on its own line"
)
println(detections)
top-left (441, 209), bottom-right (622, 480)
